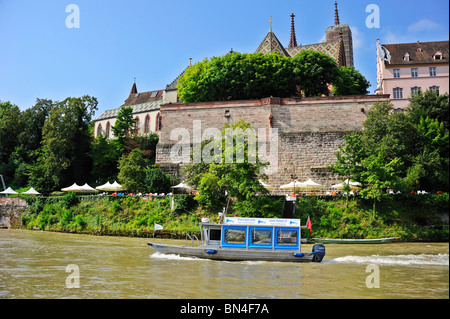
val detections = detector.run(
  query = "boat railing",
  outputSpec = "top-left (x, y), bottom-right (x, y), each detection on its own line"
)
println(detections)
top-left (186, 233), bottom-right (200, 247)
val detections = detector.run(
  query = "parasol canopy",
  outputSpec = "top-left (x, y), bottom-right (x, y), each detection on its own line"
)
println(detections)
top-left (279, 180), bottom-right (305, 190)
top-left (62, 183), bottom-right (98, 193)
top-left (96, 181), bottom-right (113, 191)
top-left (297, 179), bottom-right (324, 189)
top-left (22, 187), bottom-right (41, 195)
top-left (331, 179), bottom-right (362, 189)
top-left (173, 181), bottom-right (192, 189)
top-left (0, 187), bottom-right (18, 195)
top-left (259, 179), bottom-right (274, 190)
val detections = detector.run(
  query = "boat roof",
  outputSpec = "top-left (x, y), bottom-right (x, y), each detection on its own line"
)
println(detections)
top-left (223, 217), bottom-right (301, 227)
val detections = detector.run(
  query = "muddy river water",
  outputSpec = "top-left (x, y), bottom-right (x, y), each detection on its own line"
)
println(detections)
top-left (0, 229), bottom-right (448, 299)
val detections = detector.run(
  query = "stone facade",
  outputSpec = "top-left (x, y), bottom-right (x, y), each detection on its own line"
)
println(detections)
top-left (156, 95), bottom-right (390, 193)
top-left (0, 197), bottom-right (27, 228)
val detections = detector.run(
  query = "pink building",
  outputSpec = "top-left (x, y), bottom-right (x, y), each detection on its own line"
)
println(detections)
top-left (376, 40), bottom-right (449, 109)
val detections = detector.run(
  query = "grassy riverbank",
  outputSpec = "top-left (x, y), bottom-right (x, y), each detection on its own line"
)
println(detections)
top-left (20, 193), bottom-right (449, 241)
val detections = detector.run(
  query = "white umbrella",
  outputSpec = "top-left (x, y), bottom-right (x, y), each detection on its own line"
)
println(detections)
top-left (173, 181), bottom-right (192, 189)
top-left (298, 179), bottom-right (324, 188)
top-left (297, 178), bottom-right (324, 195)
top-left (109, 181), bottom-right (125, 191)
top-left (80, 183), bottom-right (98, 193)
top-left (61, 183), bottom-right (82, 192)
top-left (0, 187), bottom-right (18, 195)
top-left (331, 179), bottom-right (361, 189)
top-left (96, 181), bottom-right (113, 191)
top-left (22, 187), bottom-right (41, 195)
top-left (279, 180), bottom-right (305, 190)
top-left (259, 179), bottom-right (273, 190)
top-left (62, 183), bottom-right (97, 193)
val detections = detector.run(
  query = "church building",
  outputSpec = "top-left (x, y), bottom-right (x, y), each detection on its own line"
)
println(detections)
top-left (93, 2), bottom-right (354, 139)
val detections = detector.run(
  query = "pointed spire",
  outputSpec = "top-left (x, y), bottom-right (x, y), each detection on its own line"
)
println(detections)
top-left (269, 15), bottom-right (272, 32)
top-left (130, 78), bottom-right (137, 95)
top-left (337, 30), bottom-right (346, 67)
top-left (334, 1), bottom-right (340, 25)
top-left (288, 13), bottom-right (298, 48)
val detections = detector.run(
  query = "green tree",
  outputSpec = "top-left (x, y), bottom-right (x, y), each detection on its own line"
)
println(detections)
top-left (112, 105), bottom-right (135, 151)
top-left (0, 101), bottom-right (23, 185)
top-left (90, 134), bottom-right (120, 184)
top-left (11, 98), bottom-right (53, 187)
top-left (184, 119), bottom-right (268, 213)
top-left (144, 167), bottom-right (171, 194)
top-left (292, 50), bottom-right (340, 97)
top-left (30, 96), bottom-right (98, 193)
top-left (117, 148), bottom-right (148, 192)
top-left (178, 52), bottom-right (297, 103)
top-left (408, 90), bottom-right (449, 130)
top-left (332, 66), bottom-right (371, 96)
top-left (360, 153), bottom-right (403, 214)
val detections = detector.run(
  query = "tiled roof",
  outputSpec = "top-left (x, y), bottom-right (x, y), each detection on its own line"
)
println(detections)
top-left (96, 100), bottom-right (163, 120)
top-left (123, 89), bottom-right (164, 106)
top-left (255, 31), bottom-right (290, 56)
top-left (286, 41), bottom-right (340, 60)
top-left (166, 68), bottom-right (188, 90)
top-left (382, 41), bottom-right (449, 65)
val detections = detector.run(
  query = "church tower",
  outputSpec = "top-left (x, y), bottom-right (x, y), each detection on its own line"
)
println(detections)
top-left (325, 1), bottom-right (354, 67)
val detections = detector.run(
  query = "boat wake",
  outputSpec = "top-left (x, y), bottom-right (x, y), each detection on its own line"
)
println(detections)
top-left (150, 252), bottom-right (203, 261)
top-left (331, 254), bottom-right (449, 266)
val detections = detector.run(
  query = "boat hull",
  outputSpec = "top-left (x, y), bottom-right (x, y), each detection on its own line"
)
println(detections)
top-left (313, 237), bottom-right (399, 244)
top-left (148, 243), bottom-right (321, 263)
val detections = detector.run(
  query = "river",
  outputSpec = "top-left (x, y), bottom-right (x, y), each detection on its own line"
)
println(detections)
top-left (0, 229), bottom-right (448, 299)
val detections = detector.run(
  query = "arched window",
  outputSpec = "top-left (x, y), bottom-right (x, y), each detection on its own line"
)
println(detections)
top-left (97, 124), bottom-right (103, 137)
top-left (106, 121), bottom-right (110, 138)
top-left (134, 116), bottom-right (140, 132)
top-left (155, 112), bottom-right (162, 131)
top-left (403, 52), bottom-right (410, 61)
top-left (144, 115), bottom-right (150, 133)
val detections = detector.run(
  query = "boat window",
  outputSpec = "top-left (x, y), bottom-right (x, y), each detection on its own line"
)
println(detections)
top-left (251, 229), bottom-right (272, 245)
top-left (209, 228), bottom-right (221, 241)
top-left (224, 228), bottom-right (246, 244)
top-left (276, 229), bottom-right (298, 246)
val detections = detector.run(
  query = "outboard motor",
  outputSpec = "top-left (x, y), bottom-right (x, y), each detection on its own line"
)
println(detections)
top-left (311, 244), bottom-right (326, 262)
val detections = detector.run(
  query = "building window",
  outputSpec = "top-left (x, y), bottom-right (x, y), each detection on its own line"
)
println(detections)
top-left (434, 51), bottom-right (442, 60)
top-left (429, 67), bottom-right (436, 77)
top-left (97, 124), bottom-right (103, 137)
top-left (429, 86), bottom-right (439, 94)
top-left (411, 87), bottom-right (421, 95)
top-left (411, 68), bottom-right (418, 77)
top-left (404, 53), bottom-right (410, 61)
top-left (144, 115), bottom-right (150, 133)
top-left (155, 112), bottom-right (162, 131)
top-left (393, 88), bottom-right (403, 99)
top-left (134, 116), bottom-right (140, 131)
top-left (106, 122), bottom-right (110, 138)
top-left (393, 69), bottom-right (400, 78)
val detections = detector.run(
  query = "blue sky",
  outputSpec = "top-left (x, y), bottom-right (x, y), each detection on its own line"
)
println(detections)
top-left (1, 0), bottom-right (448, 119)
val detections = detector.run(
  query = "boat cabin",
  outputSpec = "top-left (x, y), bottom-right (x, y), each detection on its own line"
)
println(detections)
top-left (200, 217), bottom-right (304, 252)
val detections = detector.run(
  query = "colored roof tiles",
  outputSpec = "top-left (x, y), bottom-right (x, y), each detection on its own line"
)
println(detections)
top-left (255, 31), bottom-right (290, 57)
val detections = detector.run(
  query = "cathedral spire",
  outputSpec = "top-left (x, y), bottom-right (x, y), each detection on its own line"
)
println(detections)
top-left (130, 78), bottom-right (137, 95)
top-left (288, 13), bottom-right (298, 48)
top-left (337, 30), bottom-right (346, 67)
top-left (334, 1), bottom-right (340, 25)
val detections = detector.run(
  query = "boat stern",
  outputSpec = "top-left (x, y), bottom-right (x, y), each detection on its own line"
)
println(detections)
top-left (311, 244), bottom-right (326, 262)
